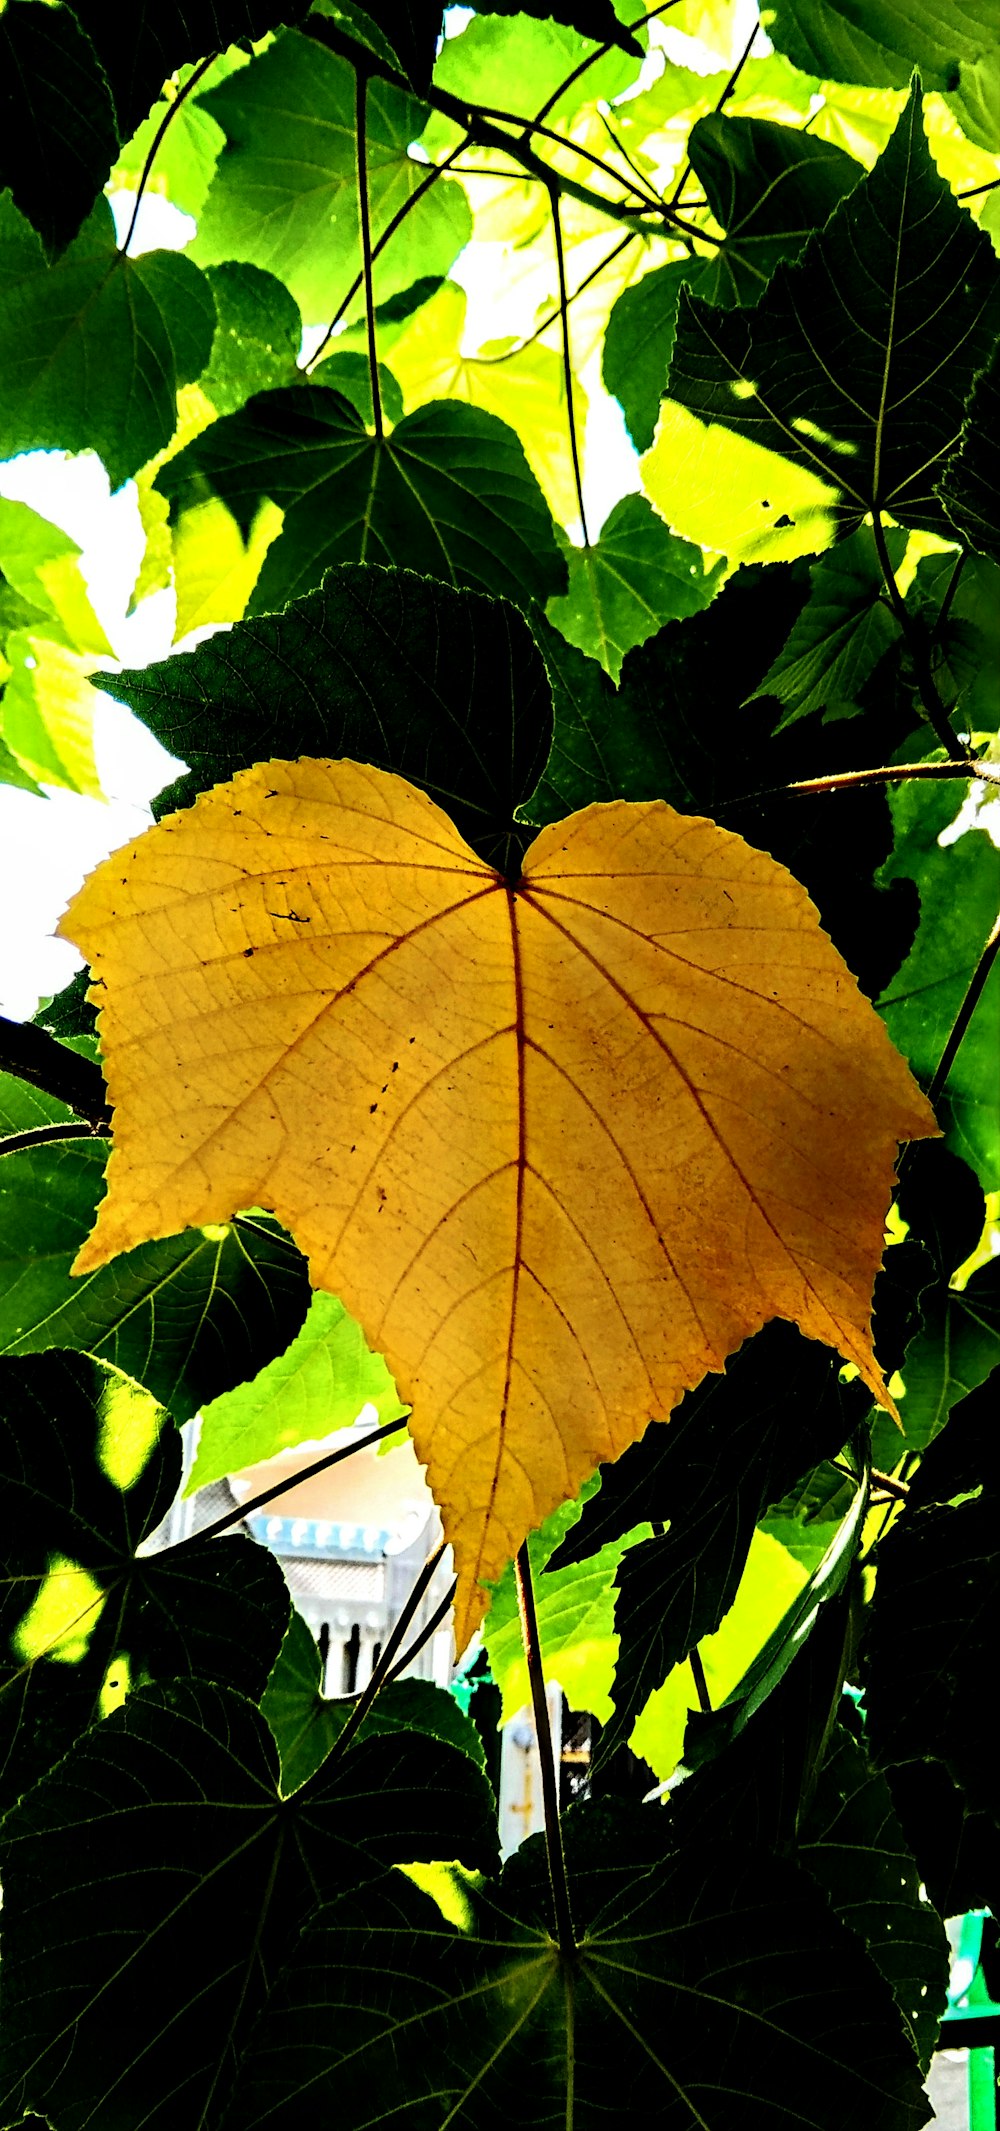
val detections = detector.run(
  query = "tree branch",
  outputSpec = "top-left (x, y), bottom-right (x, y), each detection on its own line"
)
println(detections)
top-left (355, 70), bottom-right (383, 441)
top-left (173, 1417), bottom-right (409, 1548)
top-left (0, 1014), bottom-right (110, 1128)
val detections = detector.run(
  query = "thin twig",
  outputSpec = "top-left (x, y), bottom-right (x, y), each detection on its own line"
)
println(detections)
top-left (870, 1468), bottom-right (910, 1501)
top-left (958, 177), bottom-right (1000, 200)
top-left (474, 101), bottom-right (662, 209)
top-left (515, 1542), bottom-right (575, 1954)
top-left (173, 1418), bottom-right (408, 1548)
top-left (719, 760), bottom-right (998, 812)
top-left (324, 1543), bottom-right (448, 1765)
top-left (0, 1120), bottom-right (110, 1159)
top-left (927, 908), bottom-right (1000, 1108)
top-left (665, 17), bottom-right (758, 217)
top-left (356, 71), bottom-right (383, 440)
top-left (549, 184), bottom-right (589, 544)
top-left (119, 54), bottom-right (218, 257)
top-left (475, 232), bottom-right (637, 367)
top-left (871, 510), bottom-right (968, 758)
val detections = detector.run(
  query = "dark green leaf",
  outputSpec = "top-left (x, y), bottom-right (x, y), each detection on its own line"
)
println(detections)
top-left (73, 0), bottom-right (312, 145)
top-left (313, 1), bottom-right (444, 92)
top-left (308, 348), bottom-right (404, 427)
top-left (0, 1677), bottom-right (498, 2130)
top-left (526, 563), bottom-right (921, 1001)
top-left (0, 1), bottom-right (119, 252)
top-left (666, 84), bottom-right (1000, 541)
top-left (602, 118), bottom-right (860, 453)
top-left (800, 1725), bottom-right (949, 2071)
top-left (877, 778), bottom-right (1000, 1190)
top-left (0, 195), bottom-right (216, 488)
top-left (227, 1803), bottom-right (927, 2129)
top-left (262, 1606), bottom-right (486, 1793)
top-left (749, 524), bottom-right (906, 726)
top-left (689, 111), bottom-right (863, 306)
top-left (0, 1084), bottom-right (311, 1421)
top-left (0, 1352), bottom-right (290, 1807)
top-left (865, 1405), bottom-right (1000, 1814)
top-left (546, 494), bottom-right (723, 680)
top-left (550, 1323), bottom-right (869, 1762)
top-left (193, 30), bottom-right (471, 321)
top-left (939, 338), bottom-right (1000, 566)
top-left (603, 260), bottom-right (695, 454)
top-left (892, 1257), bottom-right (1000, 1461)
top-left (156, 387), bottom-right (565, 618)
top-left (102, 563), bottom-right (554, 871)
top-left (765, 0), bottom-right (1000, 154)
top-left (908, 549), bottom-right (1000, 730)
top-left (886, 1754), bottom-right (1000, 1921)
top-left (200, 262), bottom-right (302, 417)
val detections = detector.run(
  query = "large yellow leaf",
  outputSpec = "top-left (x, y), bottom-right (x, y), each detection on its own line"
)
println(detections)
top-left (61, 760), bottom-right (936, 1645)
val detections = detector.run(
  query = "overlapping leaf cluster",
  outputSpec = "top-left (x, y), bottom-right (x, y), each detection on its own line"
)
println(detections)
top-left (0, 1), bottom-right (999, 2125)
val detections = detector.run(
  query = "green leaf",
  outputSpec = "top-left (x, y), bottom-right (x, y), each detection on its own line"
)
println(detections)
top-left (909, 550), bottom-right (1000, 730)
top-left (0, 633), bottom-right (102, 795)
top-left (545, 495), bottom-right (723, 681)
top-left (800, 1725), bottom-right (949, 2071)
top-left (0, 1352), bottom-right (291, 1808)
top-left (0, 732), bottom-right (42, 795)
top-left (200, 262), bottom-right (302, 416)
top-left (894, 1257), bottom-right (1000, 1459)
top-left (765, 0), bottom-right (1000, 154)
top-left (866, 1376), bottom-right (1000, 1815)
top-left (262, 1607), bottom-right (486, 1794)
top-left (0, 1), bottom-right (119, 253)
top-left (0, 1677), bottom-right (499, 2129)
top-left (665, 84), bottom-right (1000, 544)
top-left (938, 338), bottom-right (1000, 566)
top-left (190, 1289), bottom-right (407, 1493)
top-left (156, 387), bottom-right (566, 618)
top-left (0, 195), bottom-right (217, 488)
top-left (471, 2), bottom-right (643, 63)
top-left (603, 118), bottom-right (860, 455)
top-left (0, 1081), bottom-right (312, 1422)
top-left (431, 10), bottom-right (641, 127)
top-left (73, 0), bottom-right (312, 145)
top-left (192, 30), bottom-right (471, 322)
top-left (308, 347), bottom-right (405, 427)
top-left (227, 1804), bottom-right (928, 2129)
top-left (483, 1478), bottom-right (651, 1725)
top-left (749, 524), bottom-right (906, 725)
top-left (0, 497), bottom-right (112, 658)
top-left (526, 563), bottom-right (920, 1002)
top-left (551, 1323), bottom-right (868, 1764)
top-left (877, 779), bottom-right (1000, 1190)
top-left (102, 563), bottom-right (555, 871)
top-left (109, 58), bottom-right (230, 222)
top-left (603, 260), bottom-right (696, 456)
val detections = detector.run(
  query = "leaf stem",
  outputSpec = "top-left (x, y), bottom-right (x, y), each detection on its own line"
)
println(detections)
top-left (689, 1645), bottom-right (712, 1712)
top-left (304, 139), bottom-right (469, 374)
top-left (0, 1014), bottom-right (110, 1127)
top-left (530, 1), bottom-right (682, 129)
top-left (174, 1418), bottom-right (408, 1547)
top-left (929, 549), bottom-right (968, 646)
top-left (665, 17), bottom-right (758, 216)
top-left (355, 70), bottom-right (383, 440)
top-left (325, 1542), bottom-right (448, 1764)
top-left (549, 184), bottom-right (589, 545)
top-left (474, 231), bottom-right (636, 365)
top-left (927, 906), bottom-right (1000, 1109)
top-left (119, 53), bottom-right (218, 257)
top-left (514, 1541), bottom-right (575, 1955)
top-left (871, 510), bottom-right (968, 758)
top-left (0, 1119), bottom-right (110, 1159)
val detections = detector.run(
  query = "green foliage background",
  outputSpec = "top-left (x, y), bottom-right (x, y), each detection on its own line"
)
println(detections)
top-left (1, 1), bottom-right (999, 2124)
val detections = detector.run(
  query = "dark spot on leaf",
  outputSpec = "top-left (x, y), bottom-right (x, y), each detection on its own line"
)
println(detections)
top-left (370, 1102), bottom-right (378, 1113)
top-left (243, 947), bottom-right (254, 958)
top-left (774, 513), bottom-right (793, 528)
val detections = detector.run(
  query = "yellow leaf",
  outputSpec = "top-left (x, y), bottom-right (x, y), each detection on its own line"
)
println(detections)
top-left (61, 760), bottom-right (936, 1645)
top-left (642, 398), bottom-right (840, 566)
top-left (1, 631), bottom-right (104, 795)
top-left (173, 495), bottom-right (284, 642)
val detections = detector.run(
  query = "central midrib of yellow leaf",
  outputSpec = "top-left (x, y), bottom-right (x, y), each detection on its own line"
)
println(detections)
top-left (63, 760), bottom-right (936, 1644)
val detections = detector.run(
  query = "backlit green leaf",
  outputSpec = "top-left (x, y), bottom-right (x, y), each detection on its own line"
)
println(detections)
top-left (546, 494), bottom-right (723, 680)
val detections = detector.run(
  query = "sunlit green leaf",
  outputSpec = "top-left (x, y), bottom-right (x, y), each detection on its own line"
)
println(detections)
top-left (765, 0), bottom-right (1000, 154)
top-left (190, 1289), bottom-right (406, 1492)
top-left (0, 195), bottom-right (216, 487)
top-left (483, 1478), bottom-right (650, 1725)
top-left (546, 494), bottom-right (723, 680)
top-left (193, 30), bottom-right (471, 322)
